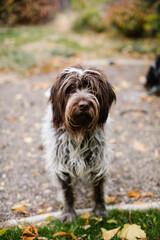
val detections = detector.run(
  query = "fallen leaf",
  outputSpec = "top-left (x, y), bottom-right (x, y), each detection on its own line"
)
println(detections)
top-left (45, 216), bottom-right (54, 221)
top-left (0, 229), bottom-right (6, 236)
top-left (7, 116), bottom-right (18, 121)
top-left (133, 140), bottom-right (147, 153)
top-left (120, 80), bottom-right (130, 89)
top-left (155, 149), bottom-right (159, 159)
top-left (107, 219), bottom-right (118, 224)
top-left (106, 196), bottom-right (119, 204)
top-left (80, 212), bottom-right (90, 219)
top-left (101, 227), bottom-right (120, 240)
top-left (133, 202), bottom-right (149, 205)
top-left (21, 237), bottom-right (35, 240)
top-left (142, 191), bottom-right (153, 198)
top-left (109, 139), bottom-right (116, 144)
top-left (22, 225), bottom-right (39, 240)
top-left (37, 209), bottom-right (45, 214)
top-left (155, 111), bottom-right (160, 118)
top-left (15, 206), bottom-right (29, 216)
top-left (92, 217), bottom-right (102, 221)
top-left (117, 224), bottom-right (146, 240)
top-left (128, 190), bottom-right (141, 200)
top-left (82, 224), bottom-right (91, 230)
top-left (23, 137), bottom-right (33, 144)
top-left (52, 231), bottom-right (76, 239)
top-left (139, 76), bottom-right (146, 84)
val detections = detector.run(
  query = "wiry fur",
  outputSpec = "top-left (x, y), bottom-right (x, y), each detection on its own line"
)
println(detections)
top-left (42, 66), bottom-right (116, 222)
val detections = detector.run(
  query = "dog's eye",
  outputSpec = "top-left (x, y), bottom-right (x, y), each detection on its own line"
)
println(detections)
top-left (65, 85), bottom-right (74, 95)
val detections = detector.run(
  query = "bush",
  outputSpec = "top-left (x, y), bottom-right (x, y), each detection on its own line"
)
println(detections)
top-left (142, 0), bottom-right (160, 36)
top-left (72, 9), bottom-right (105, 33)
top-left (104, 0), bottom-right (146, 38)
top-left (0, 0), bottom-right (59, 25)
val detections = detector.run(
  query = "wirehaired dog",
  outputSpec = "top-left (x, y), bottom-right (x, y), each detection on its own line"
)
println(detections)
top-left (42, 66), bottom-right (116, 222)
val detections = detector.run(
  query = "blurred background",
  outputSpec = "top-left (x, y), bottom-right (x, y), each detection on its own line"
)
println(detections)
top-left (1, 0), bottom-right (160, 222)
top-left (0, 0), bottom-right (160, 75)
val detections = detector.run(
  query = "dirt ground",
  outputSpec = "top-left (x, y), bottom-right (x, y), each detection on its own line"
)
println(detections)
top-left (0, 58), bottom-right (160, 223)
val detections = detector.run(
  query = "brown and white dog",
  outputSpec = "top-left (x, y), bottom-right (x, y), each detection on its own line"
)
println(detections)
top-left (42, 66), bottom-right (116, 222)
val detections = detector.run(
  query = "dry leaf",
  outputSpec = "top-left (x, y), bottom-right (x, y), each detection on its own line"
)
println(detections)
top-left (107, 219), bottom-right (118, 224)
top-left (155, 112), bottom-right (160, 118)
top-left (82, 224), bottom-right (91, 230)
top-left (15, 206), bottom-right (29, 216)
top-left (139, 76), bottom-right (146, 84)
top-left (128, 190), bottom-right (141, 200)
top-left (80, 212), bottom-right (90, 219)
top-left (133, 140), bottom-right (147, 153)
top-left (106, 196), bottom-right (119, 204)
top-left (23, 137), bottom-right (33, 144)
top-left (21, 237), bottom-right (36, 240)
top-left (155, 149), bottom-right (159, 159)
top-left (133, 202), bottom-right (149, 205)
top-left (7, 116), bottom-right (18, 121)
top-left (117, 224), bottom-right (146, 240)
top-left (101, 227), bottom-right (120, 240)
top-left (142, 191), bottom-right (153, 198)
top-left (22, 225), bottom-right (39, 239)
top-left (52, 231), bottom-right (76, 239)
top-left (37, 209), bottom-right (45, 214)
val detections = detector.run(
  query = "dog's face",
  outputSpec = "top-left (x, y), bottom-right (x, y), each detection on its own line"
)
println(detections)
top-left (50, 66), bottom-right (116, 137)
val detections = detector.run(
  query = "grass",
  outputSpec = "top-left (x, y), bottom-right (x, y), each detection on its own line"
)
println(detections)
top-left (0, 24), bottom-right (160, 75)
top-left (1, 209), bottom-right (160, 240)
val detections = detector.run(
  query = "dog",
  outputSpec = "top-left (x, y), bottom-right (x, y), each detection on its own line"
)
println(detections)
top-left (144, 55), bottom-right (160, 95)
top-left (42, 66), bottom-right (116, 222)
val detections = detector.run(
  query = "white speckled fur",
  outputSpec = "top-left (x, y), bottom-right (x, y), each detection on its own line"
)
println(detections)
top-left (42, 104), bottom-right (112, 185)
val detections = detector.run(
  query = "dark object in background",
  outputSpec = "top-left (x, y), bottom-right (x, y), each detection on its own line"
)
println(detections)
top-left (145, 55), bottom-right (160, 95)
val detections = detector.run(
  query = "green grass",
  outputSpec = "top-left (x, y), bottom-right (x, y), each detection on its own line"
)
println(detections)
top-left (1, 209), bottom-right (160, 240)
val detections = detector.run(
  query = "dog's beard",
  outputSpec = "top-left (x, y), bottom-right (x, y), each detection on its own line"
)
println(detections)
top-left (64, 94), bottom-right (99, 137)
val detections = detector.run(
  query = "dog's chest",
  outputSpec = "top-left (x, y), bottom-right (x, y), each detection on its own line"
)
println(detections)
top-left (56, 129), bottom-right (104, 178)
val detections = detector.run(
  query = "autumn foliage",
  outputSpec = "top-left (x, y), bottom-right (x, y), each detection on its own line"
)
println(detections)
top-left (0, 0), bottom-right (59, 25)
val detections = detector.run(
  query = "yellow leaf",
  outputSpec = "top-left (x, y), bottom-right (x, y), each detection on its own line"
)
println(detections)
top-left (80, 212), bottom-right (90, 219)
top-left (0, 229), bottom-right (6, 236)
top-left (133, 202), bottom-right (149, 205)
top-left (37, 209), bottom-right (45, 214)
top-left (107, 219), bottom-right (118, 224)
top-left (52, 231), bottom-right (76, 239)
top-left (117, 224), bottom-right (146, 240)
top-left (45, 216), bottom-right (54, 221)
top-left (101, 227), bottom-right (120, 240)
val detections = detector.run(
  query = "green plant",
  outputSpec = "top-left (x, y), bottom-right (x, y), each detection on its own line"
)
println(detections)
top-left (73, 9), bottom-right (105, 33)
top-left (0, 0), bottom-right (58, 25)
top-left (104, 0), bottom-right (146, 38)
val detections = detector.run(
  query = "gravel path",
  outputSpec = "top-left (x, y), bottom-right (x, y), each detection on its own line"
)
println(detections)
top-left (0, 59), bottom-right (160, 223)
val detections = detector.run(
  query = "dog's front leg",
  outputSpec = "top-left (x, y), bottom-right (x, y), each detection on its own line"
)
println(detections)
top-left (92, 177), bottom-right (108, 217)
top-left (58, 174), bottom-right (76, 222)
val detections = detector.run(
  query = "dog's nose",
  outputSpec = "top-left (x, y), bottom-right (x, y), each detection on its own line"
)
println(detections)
top-left (78, 101), bottom-right (89, 111)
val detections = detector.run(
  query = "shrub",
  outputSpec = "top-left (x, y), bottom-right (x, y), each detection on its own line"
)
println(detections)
top-left (72, 9), bottom-right (105, 33)
top-left (0, 0), bottom-right (59, 25)
top-left (104, 0), bottom-right (146, 38)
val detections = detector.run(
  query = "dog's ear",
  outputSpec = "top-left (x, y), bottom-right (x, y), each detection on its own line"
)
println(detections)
top-left (98, 81), bottom-right (116, 126)
top-left (49, 82), bottom-right (63, 129)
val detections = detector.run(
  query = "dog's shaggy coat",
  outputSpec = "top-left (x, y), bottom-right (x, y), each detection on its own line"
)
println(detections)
top-left (42, 66), bottom-right (116, 221)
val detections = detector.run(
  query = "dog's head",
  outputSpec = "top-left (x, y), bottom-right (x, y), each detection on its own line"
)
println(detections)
top-left (49, 66), bottom-right (116, 137)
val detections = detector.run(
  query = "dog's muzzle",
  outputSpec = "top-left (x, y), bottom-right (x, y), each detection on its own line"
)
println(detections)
top-left (65, 92), bottom-right (100, 136)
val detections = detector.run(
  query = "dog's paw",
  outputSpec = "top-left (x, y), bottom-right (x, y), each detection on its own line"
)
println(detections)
top-left (93, 205), bottom-right (108, 218)
top-left (60, 209), bottom-right (77, 222)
